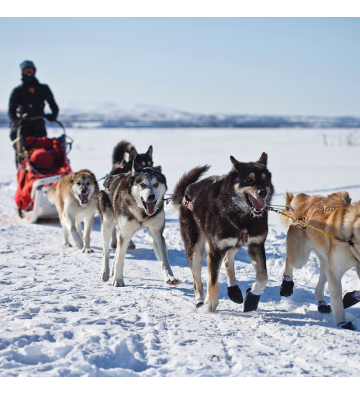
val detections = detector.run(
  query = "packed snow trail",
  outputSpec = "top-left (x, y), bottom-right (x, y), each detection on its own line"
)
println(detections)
top-left (1, 128), bottom-right (360, 377)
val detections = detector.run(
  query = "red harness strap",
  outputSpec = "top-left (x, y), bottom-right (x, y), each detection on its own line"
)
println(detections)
top-left (315, 202), bottom-right (337, 215)
top-left (182, 196), bottom-right (196, 211)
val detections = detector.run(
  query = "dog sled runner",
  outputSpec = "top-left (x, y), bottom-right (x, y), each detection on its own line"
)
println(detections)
top-left (12, 115), bottom-right (73, 223)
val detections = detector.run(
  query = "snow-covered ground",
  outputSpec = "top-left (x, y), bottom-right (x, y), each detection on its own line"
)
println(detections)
top-left (1, 127), bottom-right (360, 377)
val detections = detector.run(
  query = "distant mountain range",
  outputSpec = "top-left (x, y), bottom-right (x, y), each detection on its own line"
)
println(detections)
top-left (1, 107), bottom-right (360, 128)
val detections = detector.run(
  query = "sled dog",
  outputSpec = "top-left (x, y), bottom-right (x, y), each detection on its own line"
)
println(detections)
top-left (110, 140), bottom-right (153, 177)
top-left (108, 140), bottom-right (154, 249)
top-left (280, 191), bottom-right (360, 330)
top-left (97, 160), bottom-right (179, 287)
top-left (48, 169), bottom-right (99, 252)
top-left (172, 153), bottom-right (274, 312)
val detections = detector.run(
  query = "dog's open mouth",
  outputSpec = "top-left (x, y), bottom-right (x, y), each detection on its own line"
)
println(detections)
top-left (141, 198), bottom-right (157, 215)
top-left (245, 193), bottom-right (265, 213)
top-left (79, 194), bottom-right (89, 205)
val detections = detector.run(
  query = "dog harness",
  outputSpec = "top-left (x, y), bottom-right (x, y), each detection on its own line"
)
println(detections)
top-left (182, 195), bottom-right (248, 244)
top-left (268, 204), bottom-right (356, 249)
top-left (182, 196), bottom-right (195, 211)
top-left (181, 177), bottom-right (219, 212)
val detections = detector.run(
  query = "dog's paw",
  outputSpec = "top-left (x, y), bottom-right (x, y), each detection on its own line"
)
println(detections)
top-left (317, 302), bottom-right (332, 314)
top-left (243, 288), bottom-right (261, 312)
top-left (100, 271), bottom-right (110, 282)
top-left (166, 277), bottom-right (179, 286)
top-left (227, 284), bottom-right (243, 304)
top-left (280, 279), bottom-right (294, 297)
top-left (127, 242), bottom-right (136, 251)
top-left (337, 321), bottom-right (356, 331)
top-left (205, 297), bottom-right (219, 313)
top-left (112, 278), bottom-right (125, 287)
top-left (63, 243), bottom-right (72, 248)
top-left (82, 247), bottom-right (94, 253)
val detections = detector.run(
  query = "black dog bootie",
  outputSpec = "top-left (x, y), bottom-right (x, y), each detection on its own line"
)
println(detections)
top-left (343, 291), bottom-right (360, 309)
top-left (338, 321), bottom-right (355, 330)
top-left (227, 284), bottom-right (243, 304)
top-left (317, 301), bottom-right (332, 314)
top-left (280, 278), bottom-right (294, 297)
top-left (243, 288), bottom-right (261, 312)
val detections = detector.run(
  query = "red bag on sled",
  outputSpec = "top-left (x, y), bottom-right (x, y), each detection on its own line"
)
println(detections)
top-left (15, 136), bottom-right (72, 211)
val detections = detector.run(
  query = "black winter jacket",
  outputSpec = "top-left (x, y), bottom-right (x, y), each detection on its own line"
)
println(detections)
top-left (8, 78), bottom-right (59, 124)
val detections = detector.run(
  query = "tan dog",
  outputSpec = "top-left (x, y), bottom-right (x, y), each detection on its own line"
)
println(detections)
top-left (48, 169), bottom-right (99, 252)
top-left (280, 191), bottom-right (360, 330)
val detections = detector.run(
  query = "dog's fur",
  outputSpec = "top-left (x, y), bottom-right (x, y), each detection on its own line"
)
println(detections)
top-left (97, 160), bottom-right (179, 287)
top-left (280, 191), bottom-right (360, 328)
top-left (48, 169), bottom-right (99, 252)
top-left (172, 153), bottom-right (274, 312)
top-left (108, 140), bottom-right (153, 249)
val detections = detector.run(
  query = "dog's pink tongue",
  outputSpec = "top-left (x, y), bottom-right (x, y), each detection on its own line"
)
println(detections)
top-left (81, 194), bottom-right (89, 204)
top-left (146, 202), bottom-right (156, 215)
top-left (251, 196), bottom-right (265, 210)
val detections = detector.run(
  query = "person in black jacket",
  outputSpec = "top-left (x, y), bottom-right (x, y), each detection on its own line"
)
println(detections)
top-left (9, 60), bottom-right (59, 142)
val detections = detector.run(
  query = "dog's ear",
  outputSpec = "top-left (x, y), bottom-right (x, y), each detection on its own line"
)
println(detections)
top-left (91, 173), bottom-right (97, 184)
top-left (131, 159), bottom-right (141, 176)
top-left (146, 145), bottom-right (153, 158)
top-left (230, 156), bottom-right (239, 165)
top-left (129, 147), bottom-right (137, 161)
top-left (257, 152), bottom-right (268, 167)
top-left (153, 165), bottom-right (162, 173)
top-left (70, 173), bottom-right (75, 183)
top-left (230, 155), bottom-right (244, 168)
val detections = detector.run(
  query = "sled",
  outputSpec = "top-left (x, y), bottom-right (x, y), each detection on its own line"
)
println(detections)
top-left (12, 115), bottom-right (73, 223)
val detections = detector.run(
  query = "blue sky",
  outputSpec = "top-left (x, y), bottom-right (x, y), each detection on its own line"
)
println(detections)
top-left (1, 18), bottom-right (359, 116)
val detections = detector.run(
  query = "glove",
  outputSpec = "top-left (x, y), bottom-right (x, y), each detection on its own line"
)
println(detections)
top-left (45, 113), bottom-right (56, 122)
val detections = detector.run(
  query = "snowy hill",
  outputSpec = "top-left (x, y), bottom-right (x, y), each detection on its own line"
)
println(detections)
top-left (1, 127), bottom-right (360, 376)
top-left (1, 107), bottom-right (360, 129)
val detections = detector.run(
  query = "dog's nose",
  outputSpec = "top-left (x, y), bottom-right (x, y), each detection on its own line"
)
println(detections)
top-left (81, 187), bottom-right (87, 194)
top-left (148, 194), bottom-right (155, 201)
top-left (258, 189), bottom-right (267, 199)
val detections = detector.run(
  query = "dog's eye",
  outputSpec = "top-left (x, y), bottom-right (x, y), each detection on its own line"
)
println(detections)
top-left (141, 162), bottom-right (145, 167)
top-left (263, 178), bottom-right (269, 184)
top-left (153, 183), bottom-right (159, 187)
top-left (245, 178), bottom-right (253, 183)
top-left (77, 182), bottom-right (81, 185)
top-left (140, 183), bottom-right (146, 188)
top-left (86, 182), bottom-right (90, 186)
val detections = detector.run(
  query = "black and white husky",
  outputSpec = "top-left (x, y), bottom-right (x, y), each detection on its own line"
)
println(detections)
top-left (172, 153), bottom-right (274, 312)
top-left (109, 140), bottom-right (154, 249)
top-left (97, 160), bottom-right (179, 287)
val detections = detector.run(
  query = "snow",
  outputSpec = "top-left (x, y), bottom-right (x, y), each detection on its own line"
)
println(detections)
top-left (1, 127), bottom-right (360, 377)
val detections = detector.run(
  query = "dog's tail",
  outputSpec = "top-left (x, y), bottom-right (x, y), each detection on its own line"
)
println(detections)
top-left (172, 165), bottom-right (210, 211)
top-left (279, 192), bottom-right (294, 229)
top-left (112, 140), bottom-right (136, 165)
top-left (47, 187), bottom-right (56, 204)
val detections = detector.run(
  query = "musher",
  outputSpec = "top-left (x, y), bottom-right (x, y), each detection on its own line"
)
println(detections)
top-left (8, 60), bottom-right (59, 142)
